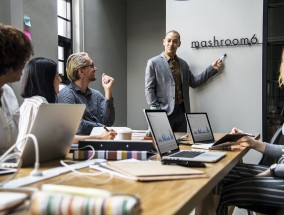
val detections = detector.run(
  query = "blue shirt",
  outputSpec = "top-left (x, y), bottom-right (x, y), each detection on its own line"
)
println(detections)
top-left (57, 82), bottom-right (115, 135)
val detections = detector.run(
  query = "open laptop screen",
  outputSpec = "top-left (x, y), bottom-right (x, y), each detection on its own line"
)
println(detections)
top-left (143, 110), bottom-right (179, 154)
top-left (185, 113), bottom-right (215, 142)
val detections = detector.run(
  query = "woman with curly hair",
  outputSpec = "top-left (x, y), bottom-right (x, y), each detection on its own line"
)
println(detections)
top-left (0, 23), bottom-right (33, 154)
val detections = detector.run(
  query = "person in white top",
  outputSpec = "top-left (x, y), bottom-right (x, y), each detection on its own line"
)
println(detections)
top-left (17, 57), bottom-right (117, 150)
top-left (0, 23), bottom-right (33, 154)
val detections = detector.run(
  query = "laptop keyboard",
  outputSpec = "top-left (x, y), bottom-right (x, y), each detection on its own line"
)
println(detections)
top-left (173, 151), bottom-right (204, 158)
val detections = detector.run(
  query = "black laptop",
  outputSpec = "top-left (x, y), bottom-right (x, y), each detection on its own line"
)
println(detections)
top-left (143, 109), bottom-right (226, 162)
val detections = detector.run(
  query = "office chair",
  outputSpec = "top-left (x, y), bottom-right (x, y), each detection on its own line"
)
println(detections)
top-left (258, 126), bottom-right (283, 166)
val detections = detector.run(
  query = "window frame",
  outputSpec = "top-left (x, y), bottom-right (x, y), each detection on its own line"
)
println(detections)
top-left (57, 0), bottom-right (73, 85)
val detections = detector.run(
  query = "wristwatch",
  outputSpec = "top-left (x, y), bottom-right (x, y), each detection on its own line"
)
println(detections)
top-left (270, 163), bottom-right (277, 177)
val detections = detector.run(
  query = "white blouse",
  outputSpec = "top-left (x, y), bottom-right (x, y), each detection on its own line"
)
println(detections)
top-left (16, 96), bottom-right (47, 151)
top-left (0, 85), bottom-right (19, 154)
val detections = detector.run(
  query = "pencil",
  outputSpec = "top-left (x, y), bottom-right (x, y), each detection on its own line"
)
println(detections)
top-left (103, 126), bottom-right (109, 132)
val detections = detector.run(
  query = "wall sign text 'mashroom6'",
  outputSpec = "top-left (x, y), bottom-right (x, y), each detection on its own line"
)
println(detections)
top-left (191, 34), bottom-right (261, 49)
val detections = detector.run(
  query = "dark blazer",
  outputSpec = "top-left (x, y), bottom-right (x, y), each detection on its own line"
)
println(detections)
top-left (145, 53), bottom-right (218, 114)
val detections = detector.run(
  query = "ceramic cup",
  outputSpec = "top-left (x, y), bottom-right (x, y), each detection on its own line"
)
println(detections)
top-left (117, 129), bottom-right (132, 140)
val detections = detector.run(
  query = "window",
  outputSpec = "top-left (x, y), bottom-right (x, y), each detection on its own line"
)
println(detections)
top-left (263, 0), bottom-right (284, 141)
top-left (57, 0), bottom-right (72, 84)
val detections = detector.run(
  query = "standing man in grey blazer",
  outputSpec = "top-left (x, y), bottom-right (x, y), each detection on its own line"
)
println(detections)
top-left (145, 30), bottom-right (223, 132)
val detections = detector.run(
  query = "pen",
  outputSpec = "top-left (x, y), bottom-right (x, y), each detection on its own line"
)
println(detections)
top-left (179, 133), bottom-right (189, 140)
top-left (103, 126), bottom-right (109, 132)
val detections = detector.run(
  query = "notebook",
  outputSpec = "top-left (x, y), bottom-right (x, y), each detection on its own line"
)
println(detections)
top-left (0, 103), bottom-right (86, 167)
top-left (95, 160), bottom-right (206, 181)
top-left (143, 109), bottom-right (226, 162)
top-left (185, 113), bottom-right (253, 149)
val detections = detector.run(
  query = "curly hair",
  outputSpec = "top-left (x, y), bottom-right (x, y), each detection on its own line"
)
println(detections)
top-left (0, 23), bottom-right (33, 76)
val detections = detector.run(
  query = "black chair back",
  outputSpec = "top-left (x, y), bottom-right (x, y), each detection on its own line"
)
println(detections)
top-left (259, 126), bottom-right (283, 166)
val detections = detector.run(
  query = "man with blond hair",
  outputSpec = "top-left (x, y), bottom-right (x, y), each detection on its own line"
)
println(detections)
top-left (58, 52), bottom-right (115, 135)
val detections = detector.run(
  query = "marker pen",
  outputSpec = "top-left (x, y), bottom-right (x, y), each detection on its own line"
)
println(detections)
top-left (219, 53), bottom-right (227, 62)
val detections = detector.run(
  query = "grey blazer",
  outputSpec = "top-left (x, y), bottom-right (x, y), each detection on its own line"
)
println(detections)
top-left (145, 53), bottom-right (218, 115)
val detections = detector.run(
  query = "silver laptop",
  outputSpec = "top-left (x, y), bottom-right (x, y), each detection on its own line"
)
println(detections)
top-left (185, 113), bottom-right (250, 147)
top-left (143, 109), bottom-right (226, 162)
top-left (0, 103), bottom-right (86, 167)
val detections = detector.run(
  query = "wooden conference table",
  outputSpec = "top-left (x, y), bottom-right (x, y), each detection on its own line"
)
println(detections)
top-left (1, 133), bottom-right (249, 215)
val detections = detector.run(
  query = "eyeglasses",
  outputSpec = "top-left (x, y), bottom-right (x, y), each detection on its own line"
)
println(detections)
top-left (82, 62), bottom-right (95, 69)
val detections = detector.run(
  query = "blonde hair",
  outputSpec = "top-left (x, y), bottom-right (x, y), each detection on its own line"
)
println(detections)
top-left (278, 49), bottom-right (284, 87)
top-left (66, 52), bottom-right (89, 81)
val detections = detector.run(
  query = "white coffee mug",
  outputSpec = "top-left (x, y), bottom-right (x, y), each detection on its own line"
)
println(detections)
top-left (117, 130), bottom-right (132, 140)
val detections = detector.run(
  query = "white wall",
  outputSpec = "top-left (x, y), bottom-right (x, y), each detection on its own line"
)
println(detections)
top-left (167, 0), bottom-right (263, 163)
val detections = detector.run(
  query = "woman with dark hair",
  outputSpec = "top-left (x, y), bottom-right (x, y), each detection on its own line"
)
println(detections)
top-left (0, 23), bottom-right (33, 154)
top-left (17, 57), bottom-right (116, 151)
top-left (21, 57), bottom-right (58, 103)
